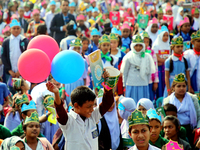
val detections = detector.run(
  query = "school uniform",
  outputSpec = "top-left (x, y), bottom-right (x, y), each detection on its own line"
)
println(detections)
top-left (101, 52), bottom-right (118, 68)
top-left (86, 41), bottom-right (99, 55)
top-left (60, 35), bottom-right (77, 50)
top-left (128, 144), bottom-right (160, 150)
top-left (0, 124), bottom-right (11, 140)
top-left (45, 11), bottom-right (55, 35)
top-left (149, 135), bottom-right (169, 149)
top-left (4, 111), bottom-right (21, 132)
top-left (43, 121), bottom-right (59, 143)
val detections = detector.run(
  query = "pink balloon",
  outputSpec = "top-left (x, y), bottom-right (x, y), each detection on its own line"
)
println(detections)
top-left (18, 49), bottom-right (51, 83)
top-left (27, 35), bottom-right (59, 62)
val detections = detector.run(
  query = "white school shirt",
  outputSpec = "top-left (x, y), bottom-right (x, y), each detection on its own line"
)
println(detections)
top-left (59, 106), bottom-right (102, 150)
top-left (45, 11), bottom-right (55, 34)
top-left (128, 144), bottom-right (161, 150)
top-left (9, 34), bottom-right (22, 72)
top-left (184, 49), bottom-right (200, 91)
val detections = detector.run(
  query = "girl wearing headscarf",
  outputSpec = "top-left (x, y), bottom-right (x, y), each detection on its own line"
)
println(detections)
top-left (121, 34), bottom-right (155, 103)
top-left (175, 7), bottom-right (184, 28)
top-left (1, 136), bottom-right (31, 150)
top-left (97, 95), bottom-right (123, 150)
top-left (152, 26), bottom-right (170, 98)
top-left (137, 98), bottom-right (155, 115)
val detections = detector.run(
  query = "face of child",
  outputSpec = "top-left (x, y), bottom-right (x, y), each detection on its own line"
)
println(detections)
top-left (21, 81), bottom-right (30, 91)
top-left (91, 2), bottom-right (96, 7)
top-left (158, 13), bottom-right (163, 20)
top-left (144, 38), bottom-right (150, 49)
top-left (24, 122), bottom-right (40, 138)
top-left (138, 105), bottom-right (147, 115)
top-left (73, 46), bottom-right (81, 53)
top-left (50, 5), bottom-right (56, 11)
top-left (11, 26), bottom-right (21, 37)
top-left (15, 141), bottom-right (25, 150)
top-left (51, 79), bottom-right (61, 89)
top-left (166, 10), bottom-right (172, 15)
top-left (134, 44), bottom-right (143, 52)
top-left (129, 124), bottom-right (150, 149)
top-left (78, 20), bottom-right (84, 26)
top-left (92, 35), bottom-right (100, 43)
top-left (181, 23), bottom-right (190, 34)
top-left (194, 13), bottom-right (200, 19)
top-left (18, 9), bottom-right (24, 17)
top-left (82, 40), bottom-right (89, 51)
top-left (43, 4), bottom-right (47, 9)
top-left (193, 39), bottom-right (200, 51)
top-left (24, 6), bottom-right (29, 12)
top-left (122, 29), bottom-right (130, 38)
top-left (180, 10), bottom-right (184, 17)
top-left (173, 45), bottom-right (183, 55)
top-left (162, 32), bottom-right (168, 43)
top-left (110, 40), bottom-right (118, 50)
top-left (151, 24), bottom-right (158, 34)
top-left (33, 13), bottom-right (40, 22)
top-left (100, 43), bottom-right (110, 54)
top-left (69, 6), bottom-right (75, 12)
top-left (87, 11), bottom-right (92, 17)
top-left (173, 82), bottom-right (187, 96)
top-left (149, 120), bottom-right (162, 143)
top-left (163, 120), bottom-right (178, 140)
top-left (75, 100), bottom-right (95, 118)
top-left (165, 111), bottom-right (177, 117)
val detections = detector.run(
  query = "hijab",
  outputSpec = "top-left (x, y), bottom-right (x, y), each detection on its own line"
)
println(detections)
top-left (145, 23), bottom-right (159, 45)
top-left (175, 7), bottom-right (183, 27)
top-left (137, 98), bottom-right (155, 110)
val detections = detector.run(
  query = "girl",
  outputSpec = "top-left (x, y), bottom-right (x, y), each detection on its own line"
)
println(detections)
top-left (3, 1), bottom-right (15, 24)
top-left (163, 73), bottom-right (200, 146)
top-left (23, 111), bottom-right (54, 150)
top-left (63, 38), bottom-right (88, 105)
top-left (164, 36), bottom-right (191, 97)
top-left (137, 98), bottom-right (155, 115)
top-left (121, 34), bottom-right (155, 103)
top-left (163, 116), bottom-right (192, 150)
top-left (152, 26), bottom-right (170, 98)
top-left (142, 31), bottom-right (159, 101)
top-left (175, 7), bottom-right (184, 28)
top-left (157, 8), bottom-right (164, 25)
top-left (128, 110), bottom-right (160, 150)
top-left (121, 23), bottom-right (131, 48)
top-left (23, 2), bottom-right (31, 20)
top-left (145, 18), bottom-right (159, 45)
top-left (76, 14), bottom-right (89, 38)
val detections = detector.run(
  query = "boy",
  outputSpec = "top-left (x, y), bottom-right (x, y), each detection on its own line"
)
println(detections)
top-left (86, 28), bottom-right (100, 54)
top-left (18, 6), bottom-right (28, 34)
top-left (46, 69), bottom-right (115, 150)
top-left (128, 109), bottom-right (160, 150)
top-left (147, 109), bottom-right (169, 149)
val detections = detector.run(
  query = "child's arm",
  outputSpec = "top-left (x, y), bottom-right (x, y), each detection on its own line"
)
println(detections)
top-left (165, 70), bottom-right (171, 95)
top-left (186, 70), bottom-right (193, 93)
top-left (46, 82), bottom-right (68, 125)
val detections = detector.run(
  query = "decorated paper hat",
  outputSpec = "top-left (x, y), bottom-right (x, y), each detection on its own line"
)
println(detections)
top-left (92, 7), bottom-right (99, 13)
top-left (158, 25), bottom-right (168, 34)
top-left (8, 1), bottom-right (14, 8)
top-left (90, 0), bottom-right (96, 4)
top-left (86, 6), bottom-right (93, 12)
top-left (0, 36), bottom-right (3, 42)
top-left (121, 23), bottom-right (130, 30)
top-left (15, 94), bottom-right (29, 105)
top-left (21, 100), bottom-right (36, 112)
top-left (43, 95), bottom-right (54, 108)
top-left (157, 8), bottom-right (163, 14)
top-left (24, 111), bottom-right (39, 125)
top-left (2, 26), bottom-right (10, 34)
top-left (164, 140), bottom-right (183, 150)
top-left (179, 17), bottom-right (190, 27)
top-left (132, 34), bottom-right (144, 43)
top-left (171, 36), bottom-right (183, 46)
top-left (174, 73), bottom-right (185, 83)
top-left (18, 5), bottom-right (24, 10)
top-left (70, 38), bottom-right (82, 47)
top-left (91, 28), bottom-right (100, 36)
top-left (147, 108), bottom-right (162, 123)
top-left (69, 2), bottom-right (76, 7)
top-left (191, 29), bottom-right (200, 40)
top-left (76, 14), bottom-right (85, 21)
top-left (50, 0), bottom-right (56, 6)
top-left (99, 34), bottom-right (110, 44)
top-left (41, 0), bottom-right (47, 6)
top-left (165, 5), bottom-right (172, 11)
top-left (23, 2), bottom-right (30, 7)
top-left (10, 19), bottom-right (21, 28)
top-left (109, 33), bottom-right (118, 41)
top-left (32, 9), bottom-right (40, 16)
top-left (111, 27), bottom-right (118, 34)
top-left (141, 31), bottom-right (149, 38)
top-left (33, 5), bottom-right (40, 10)
top-left (10, 146), bottom-right (20, 150)
top-left (12, 78), bottom-right (22, 89)
top-left (191, 8), bottom-right (199, 15)
top-left (128, 109), bottom-right (149, 127)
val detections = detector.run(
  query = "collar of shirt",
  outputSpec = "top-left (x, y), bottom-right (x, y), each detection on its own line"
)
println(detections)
top-left (10, 34), bottom-right (21, 40)
top-left (69, 109), bottom-right (87, 121)
top-left (172, 55), bottom-right (184, 62)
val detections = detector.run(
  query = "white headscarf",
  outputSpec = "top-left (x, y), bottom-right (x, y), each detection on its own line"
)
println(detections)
top-left (69, 46), bottom-right (82, 54)
top-left (97, 97), bottom-right (120, 150)
top-left (145, 23), bottom-right (159, 45)
top-left (137, 98), bottom-right (155, 110)
top-left (175, 7), bottom-right (184, 27)
top-left (152, 31), bottom-right (170, 54)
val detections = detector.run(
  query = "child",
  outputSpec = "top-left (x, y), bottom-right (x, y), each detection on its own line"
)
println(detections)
top-left (142, 31), bottom-right (159, 101)
top-left (147, 109), bottom-right (169, 149)
top-left (152, 26), bottom-right (170, 98)
top-left (23, 111), bottom-right (54, 150)
top-left (3, 1), bottom-right (15, 24)
top-left (121, 23), bottom-right (131, 48)
top-left (175, 7), bottom-right (183, 28)
top-left (92, 7), bottom-right (99, 20)
top-left (68, 2), bottom-right (76, 18)
top-left (121, 34), bottom-right (155, 103)
top-left (163, 116), bottom-right (191, 150)
top-left (157, 8), bottom-right (164, 25)
top-left (46, 69), bottom-right (115, 150)
top-left (87, 28), bottom-right (100, 54)
top-left (128, 109), bottom-right (160, 150)
top-left (0, 11), bottom-right (6, 35)
top-left (184, 29), bottom-right (200, 93)
top-left (23, 2), bottom-right (31, 20)
top-left (40, 0), bottom-right (47, 18)
top-left (163, 73), bottom-right (200, 146)
top-left (76, 14), bottom-right (89, 38)
top-left (137, 98), bottom-right (155, 115)
top-left (164, 36), bottom-right (191, 97)
top-left (18, 6), bottom-right (28, 34)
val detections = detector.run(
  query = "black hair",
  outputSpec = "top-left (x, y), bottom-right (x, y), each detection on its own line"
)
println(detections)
top-left (71, 86), bottom-right (96, 106)
top-left (160, 23), bottom-right (168, 28)
top-left (48, 74), bottom-right (54, 81)
top-left (186, 15), bottom-right (193, 26)
top-left (21, 109), bottom-right (28, 116)
top-left (163, 115), bottom-right (180, 133)
top-left (149, 118), bottom-right (161, 124)
top-left (67, 25), bottom-right (77, 36)
top-left (104, 23), bottom-right (112, 34)
top-left (163, 104), bottom-right (177, 113)
top-left (81, 36), bottom-right (89, 43)
top-left (128, 124), bottom-right (150, 133)
top-left (62, 0), bottom-right (69, 3)
top-left (117, 36), bottom-right (122, 47)
top-left (11, 99), bottom-right (29, 117)
top-left (37, 24), bottom-right (47, 35)
top-left (169, 56), bottom-right (188, 73)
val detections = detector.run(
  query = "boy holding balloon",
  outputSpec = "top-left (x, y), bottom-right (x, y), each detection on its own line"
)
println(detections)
top-left (46, 69), bottom-right (114, 150)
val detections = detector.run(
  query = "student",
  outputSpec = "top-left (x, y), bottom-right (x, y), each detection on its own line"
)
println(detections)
top-left (128, 109), bottom-right (160, 150)
top-left (184, 29), bottom-right (200, 93)
top-left (0, 11), bottom-right (6, 35)
top-left (40, 1), bottom-right (47, 18)
top-left (23, 2), bottom-right (31, 20)
top-left (121, 23), bottom-right (131, 48)
top-left (68, 2), bottom-right (76, 18)
top-left (76, 14), bottom-right (89, 38)
top-left (137, 98), bottom-right (155, 115)
top-left (163, 73), bottom-right (200, 146)
top-left (3, 1), bottom-right (15, 24)
top-left (164, 36), bottom-right (191, 97)
top-left (121, 34), bottom-right (155, 103)
top-left (23, 111), bottom-right (54, 150)
top-left (18, 6), bottom-right (28, 35)
top-left (46, 68), bottom-right (115, 150)
top-left (87, 28), bottom-right (101, 54)
top-left (147, 109), bottom-right (169, 149)
top-left (175, 7), bottom-right (184, 28)
top-left (163, 115), bottom-right (192, 150)
top-left (157, 8), bottom-right (164, 25)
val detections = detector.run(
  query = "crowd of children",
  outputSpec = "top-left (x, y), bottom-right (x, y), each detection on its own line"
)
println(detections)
top-left (0, 0), bottom-right (200, 150)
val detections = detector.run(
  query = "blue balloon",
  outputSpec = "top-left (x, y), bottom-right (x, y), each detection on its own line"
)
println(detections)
top-left (51, 50), bottom-right (85, 84)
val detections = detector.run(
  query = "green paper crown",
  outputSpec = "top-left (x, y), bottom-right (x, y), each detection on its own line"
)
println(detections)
top-left (8, 2), bottom-right (15, 8)
top-left (142, 31), bottom-right (149, 38)
top-left (70, 38), bottom-right (82, 47)
top-left (15, 94), bottom-right (29, 105)
top-left (174, 73), bottom-right (185, 83)
top-left (100, 34), bottom-right (110, 44)
top-left (171, 36), bottom-right (183, 45)
top-left (191, 29), bottom-right (200, 40)
top-left (13, 78), bottom-right (21, 89)
top-left (24, 111), bottom-right (39, 125)
top-left (109, 33), bottom-right (118, 41)
top-left (195, 8), bottom-right (199, 14)
top-left (128, 109), bottom-right (149, 127)
top-left (33, 5), bottom-right (40, 10)
top-left (132, 34), bottom-right (144, 43)
top-left (23, 2), bottom-right (30, 7)
top-left (10, 146), bottom-right (20, 150)
top-left (43, 95), bottom-right (54, 108)
top-left (157, 8), bottom-right (163, 14)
